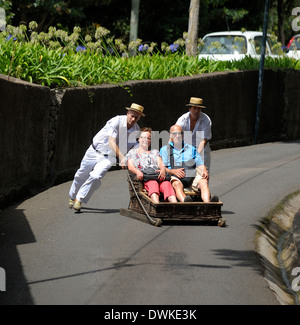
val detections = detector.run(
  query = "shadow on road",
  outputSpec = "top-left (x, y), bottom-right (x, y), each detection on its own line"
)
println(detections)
top-left (212, 248), bottom-right (263, 274)
top-left (0, 207), bottom-right (35, 305)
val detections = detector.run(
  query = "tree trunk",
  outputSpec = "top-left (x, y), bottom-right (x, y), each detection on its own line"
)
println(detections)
top-left (186, 0), bottom-right (200, 57)
top-left (129, 0), bottom-right (140, 43)
top-left (129, 0), bottom-right (140, 56)
top-left (277, 0), bottom-right (285, 45)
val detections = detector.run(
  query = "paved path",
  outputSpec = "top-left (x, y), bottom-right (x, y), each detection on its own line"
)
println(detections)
top-left (1, 141), bottom-right (300, 305)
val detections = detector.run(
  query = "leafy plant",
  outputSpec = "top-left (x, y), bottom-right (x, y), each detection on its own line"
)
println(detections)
top-left (0, 22), bottom-right (298, 88)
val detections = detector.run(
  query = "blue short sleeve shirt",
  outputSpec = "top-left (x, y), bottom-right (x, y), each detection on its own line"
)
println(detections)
top-left (160, 141), bottom-right (204, 169)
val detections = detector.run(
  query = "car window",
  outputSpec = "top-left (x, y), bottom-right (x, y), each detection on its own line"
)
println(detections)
top-left (253, 36), bottom-right (275, 55)
top-left (199, 35), bottom-right (247, 55)
top-left (290, 36), bottom-right (300, 50)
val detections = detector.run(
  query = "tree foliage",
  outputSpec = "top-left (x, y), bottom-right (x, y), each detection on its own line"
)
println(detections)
top-left (1, 0), bottom-right (300, 46)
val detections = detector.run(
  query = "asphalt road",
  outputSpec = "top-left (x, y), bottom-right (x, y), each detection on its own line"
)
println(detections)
top-left (1, 140), bottom-right (300, 305)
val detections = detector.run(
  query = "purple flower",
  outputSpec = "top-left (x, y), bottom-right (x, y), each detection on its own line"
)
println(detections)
top-left (76, 45), bottom-right (86, 52)
top-left (170, 43), bottom-right (179, 53)
top-left (5, 34), bottom-right (17, 42)
top-left (138, 44), bottom-right (149, 52)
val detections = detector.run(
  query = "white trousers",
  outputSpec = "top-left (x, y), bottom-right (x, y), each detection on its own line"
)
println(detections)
top-left (69, 146), bottom-right (114, 204)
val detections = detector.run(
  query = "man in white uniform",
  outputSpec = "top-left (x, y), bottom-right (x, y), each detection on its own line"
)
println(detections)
top-left (69, 103), bottom-right (145, 211)
top-left (175, 97), bottom-right (212, 173)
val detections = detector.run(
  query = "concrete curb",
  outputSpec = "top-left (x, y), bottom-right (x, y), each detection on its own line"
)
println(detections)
top-left (255, 190), bottom-right (300, 305)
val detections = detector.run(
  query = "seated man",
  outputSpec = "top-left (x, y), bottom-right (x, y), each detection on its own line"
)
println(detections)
top-left (160, 125), bottom-right (215, 203)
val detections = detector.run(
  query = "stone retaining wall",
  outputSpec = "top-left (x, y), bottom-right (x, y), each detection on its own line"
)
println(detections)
top-left (255, 191), bottom-right (300, 305)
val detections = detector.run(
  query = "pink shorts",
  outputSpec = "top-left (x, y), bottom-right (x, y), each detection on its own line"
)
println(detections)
top-left (144, 180), bottom-right (176, 201)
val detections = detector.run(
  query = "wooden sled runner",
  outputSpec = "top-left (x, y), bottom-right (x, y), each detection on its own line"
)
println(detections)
top-left (119, 171), bottom-right (226, 227)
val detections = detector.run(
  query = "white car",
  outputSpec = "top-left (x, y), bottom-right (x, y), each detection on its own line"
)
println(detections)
top-left (286, 34), bottom-right (300, 60)
top-left (198, 31), bottom-right (279, 61)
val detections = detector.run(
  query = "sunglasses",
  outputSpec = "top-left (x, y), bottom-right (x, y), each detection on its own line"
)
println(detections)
top-left (171, 132), bottom-right (182, 137)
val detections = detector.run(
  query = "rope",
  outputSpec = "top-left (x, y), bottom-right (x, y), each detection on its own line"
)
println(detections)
top-left (125, 168), bottom-right (161, 226)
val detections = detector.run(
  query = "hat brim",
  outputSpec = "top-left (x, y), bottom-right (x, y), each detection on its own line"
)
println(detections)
top-left (186, 104), bottom-right (206, 108)
top-left (126, 107), bottom-right (145, 117)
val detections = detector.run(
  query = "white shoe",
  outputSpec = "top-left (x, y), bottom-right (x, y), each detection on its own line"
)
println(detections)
top-left (73, 199), bottom-right (82, 212)
top-left (69, 199), bottom-right (74, 208)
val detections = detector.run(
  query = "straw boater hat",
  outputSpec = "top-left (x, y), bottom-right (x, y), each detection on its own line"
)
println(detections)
top-left (186, 97), bottom-right (206, 109)
top-left (126, 103), bottom-right (145, 117)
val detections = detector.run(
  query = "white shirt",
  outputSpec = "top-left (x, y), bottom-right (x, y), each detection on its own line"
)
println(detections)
top-left (92, 115), bottom-right (140, 156)
top-left (175, 112), bottom-right (212, 151)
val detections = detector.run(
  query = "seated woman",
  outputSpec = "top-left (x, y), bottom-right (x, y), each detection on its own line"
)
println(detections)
top-left (126, 127), bottom-right (177, 204)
